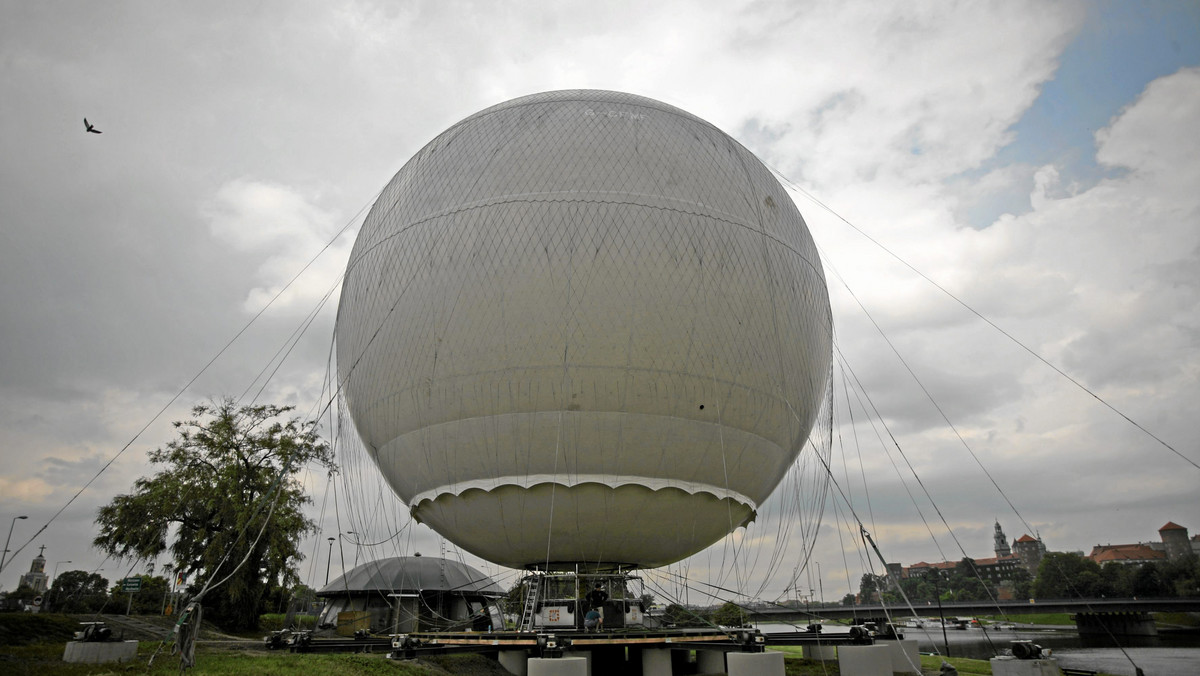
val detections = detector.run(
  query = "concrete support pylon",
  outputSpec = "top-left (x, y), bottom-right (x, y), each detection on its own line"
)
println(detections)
top-left (837, 644), bottom-right (891, 676)
top-left (641, 647), bottom-right (672, 676)
top-left (697, 649), bottom-right (725, 674)
top-left (528, 656), bottom-right (588, 676)
top-left (726, 651), bottom-right (784, 676)
top-left (499, 649), bottom-right (529, 676)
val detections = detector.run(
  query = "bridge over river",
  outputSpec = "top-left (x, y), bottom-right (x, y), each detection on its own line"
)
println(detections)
top-left (748, 597), bottom-right (1200, 627)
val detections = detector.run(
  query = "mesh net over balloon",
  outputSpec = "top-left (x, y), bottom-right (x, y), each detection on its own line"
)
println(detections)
top-left (325, 90), bottom-right (834, 603)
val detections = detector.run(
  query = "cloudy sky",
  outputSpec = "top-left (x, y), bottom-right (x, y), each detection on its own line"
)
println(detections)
top-left (2, 1), bottom-right (1198, 604)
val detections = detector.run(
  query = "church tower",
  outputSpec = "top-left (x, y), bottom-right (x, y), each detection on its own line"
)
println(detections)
top-left (993, 521), bottom-right (1011, 558)
top-left (18, 545), bottom-right (48, 593)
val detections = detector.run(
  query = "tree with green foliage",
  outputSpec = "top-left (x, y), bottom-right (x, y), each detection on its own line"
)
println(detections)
top-left (662, 603), bottom-right (708, 627)
top-left (953, 557), bottom-right (979, 580)
top-left (1007, 567), bottom-right (1034, 600)
top-left (1033, 552), bottom-right (1108, 598)
top-left (4, 584), bottom-right (39, 609)
top-left (1162, 557), bottom-right (1200, 597)
top-left (47, 570), bottom-right (109, 613)
top-left (711, 601), bottom-right (749, 627)
top-left (108, 575), bottom-right (170, 615)
top-left (858, 573), bottom-right (885, 603)
top-left (93, 400), bottom-right (335, 630)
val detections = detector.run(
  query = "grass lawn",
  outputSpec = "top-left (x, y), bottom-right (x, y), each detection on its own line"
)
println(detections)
top-left (1154, 611), bottom-right (1200, 627)
top-left (0, 613), bottom-right (82, 645)
top-left (2, 642), bottom-right (511, 676)
top-left (920, 653), bottom-right (994, 674)
top-left (770, 645), bottom-right (998, 675)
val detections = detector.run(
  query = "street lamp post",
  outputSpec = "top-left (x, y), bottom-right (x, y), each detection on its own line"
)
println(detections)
top-left (325, 537), bottom-right (335, 585)
top-left (0, 515), bottom-right (29, 577)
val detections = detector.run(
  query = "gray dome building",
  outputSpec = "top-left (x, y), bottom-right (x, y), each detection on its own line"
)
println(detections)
top-left (317, 556), bottom-right (504, 633)
top-left (336, 90), bottom-right (832, 570)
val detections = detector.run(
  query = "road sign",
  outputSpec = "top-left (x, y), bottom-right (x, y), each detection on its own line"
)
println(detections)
top-left (122, 577), bottom-right (142, 592)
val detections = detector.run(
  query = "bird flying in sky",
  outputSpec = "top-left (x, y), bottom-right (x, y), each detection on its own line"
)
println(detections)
top-left (84, 118), bottom-right (102, 134)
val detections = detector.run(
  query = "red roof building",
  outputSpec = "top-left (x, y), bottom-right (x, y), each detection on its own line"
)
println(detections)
top-left (1158, 522), bottom-right (1191, 562)
top-left (1089, 544), bottom-right (1167, 566)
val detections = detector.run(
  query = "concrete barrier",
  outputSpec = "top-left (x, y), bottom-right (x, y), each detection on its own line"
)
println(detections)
top-left (62, 640), bottom-right (139, 664)
top-left (878, 638), bottom-right (921, 674)
top-left (499, 649), bottom-right (529, 675)
top-left (801, 643), bottom-right (837, 661)
top-left (563, 649), bottom-right (591, 676)
top-left (726, 651), bottom-right (784, 676)
top-left (528, 656), bottom-right (588, 676)
top-left (837, 644), bottom-right (891, 676)
top-left (697, 649), bottom-right (725, 674)
top-left (638, 647), bottom-right (670, 676)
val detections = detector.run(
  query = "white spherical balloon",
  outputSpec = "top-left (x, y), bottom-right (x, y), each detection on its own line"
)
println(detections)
top-left (336, 90), bottom-right (831, 570)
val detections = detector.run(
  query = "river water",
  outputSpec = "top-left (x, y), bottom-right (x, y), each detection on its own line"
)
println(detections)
top-left (755, 623), bottom-right (1200, 676)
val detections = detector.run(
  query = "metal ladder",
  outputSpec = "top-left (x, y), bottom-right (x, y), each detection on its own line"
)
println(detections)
top-left (517, 575), bottom-right (541, 632)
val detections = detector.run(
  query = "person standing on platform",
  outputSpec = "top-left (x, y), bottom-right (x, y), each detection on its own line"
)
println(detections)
top-left (585, 582), bottom-right (609, 629)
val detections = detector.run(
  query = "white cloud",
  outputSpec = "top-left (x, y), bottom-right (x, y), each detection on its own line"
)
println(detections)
top-left (204, 179), bottom-right (333, 252)
top-left (0, 477), bottom-right (54, 503)
top-left (801, 65), bottom-right (1200, 585)
top-left (203, 178), bottom-right (354, 314)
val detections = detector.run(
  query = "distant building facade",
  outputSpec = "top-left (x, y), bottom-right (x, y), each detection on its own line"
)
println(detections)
top-left (971, 554), bottom-right (1022, 582)
top-left (17, 545), bottom-right (48, 593)
top-left (1012, 534), bottom-right (1045, 575)
top-left (891, 519), bottom-right (1193, 587)
top-left (895, 523), bottom-right (1041, 585)
top-left (905, 560), bottom-right (956, 580)
top-left (1088, 543), bottom-right (1166, 566)
top-left (1088, 521), bottom-right (1194, 567)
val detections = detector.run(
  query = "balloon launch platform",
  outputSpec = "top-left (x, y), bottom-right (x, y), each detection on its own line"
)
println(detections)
top-left (286, 622), bottom-right (877, 676)
top-left (281, 570), bottom-right (884, 675)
